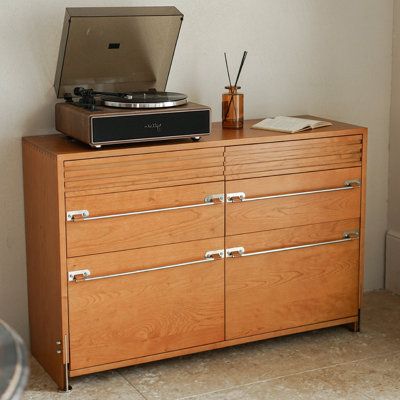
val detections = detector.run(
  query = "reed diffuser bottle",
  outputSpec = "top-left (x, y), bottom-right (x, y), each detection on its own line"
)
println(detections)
top-left (222, 51), bottom-right (248, 129)
top-left (222, 85), bottom-right (243, 129)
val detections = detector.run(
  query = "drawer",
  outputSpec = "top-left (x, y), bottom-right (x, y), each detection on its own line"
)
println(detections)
top-left (64, 147), bottom-right (224, 196)
top-left (225, 135), bottom-right (362, 179)
top-left (226, 167), bottom-right (361, 236)
top-left (66, 182), bottom-right (224, 257)
top-left (67, 238), bottom-right (225, 370)
top-left (225, 220), bottom-right (360, 340)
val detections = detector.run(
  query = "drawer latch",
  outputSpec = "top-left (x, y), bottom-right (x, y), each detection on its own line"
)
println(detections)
top-left (204, 194), bottom-right (225, 204)
top-left (344, 179), bottom-right (361, 188)
top-left (68, 269), bottom-right (90, 282)
top-left (226, 192), bottom-right (245, 203)
top-left (205, 249), bottom-right (225, 260)
top-left (66, 210), bottom-right (89, 222)
top-left (67, 249), bottom-right (224, 283)
top-left (226, 247), bottom-right (245, 258)
top-left (343, 231), bottom-right (360, 239)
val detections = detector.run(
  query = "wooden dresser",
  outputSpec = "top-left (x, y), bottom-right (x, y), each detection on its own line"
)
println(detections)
top-left (22, 117), bottom-right (367, 390)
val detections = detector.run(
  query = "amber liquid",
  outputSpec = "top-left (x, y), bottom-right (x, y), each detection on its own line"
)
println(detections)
top-left (222, 86), bottom-right (243, 129)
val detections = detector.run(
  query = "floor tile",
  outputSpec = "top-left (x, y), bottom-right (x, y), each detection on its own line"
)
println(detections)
top-left (186, 353), bottom-right (400, 400)
top-left (23, 358), bottom-right (145, 400)
top-left (338, 354), bottom-right (400, 400)
top-left (180, 380), bottom-right (303, 400)
top-left (118, 338), bottom-right (318, 400)
top-left (362, 290), bottom-right (400, 338)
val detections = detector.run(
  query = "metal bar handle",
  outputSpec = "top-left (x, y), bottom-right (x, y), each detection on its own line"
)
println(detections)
top-left (68, 249), bottom-right (224, 282)
top-left (67, 193), bottom-right (224, 222)
top-left (226, 180), bottom-right (360, 203)
top-left (226, 231), bottom-right (359, 258)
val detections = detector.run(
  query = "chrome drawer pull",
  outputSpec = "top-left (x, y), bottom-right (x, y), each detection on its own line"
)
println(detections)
top-left (226, 180), bottom-right (360, 203)
top-left (226, 231), bottom-right (359, 258)
top-left (68, 249), bottom-right (225, 282)
top-left (66, 193), bottom-right (225, 222)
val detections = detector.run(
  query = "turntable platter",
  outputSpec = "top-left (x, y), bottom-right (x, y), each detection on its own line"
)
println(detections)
top-left (102, 91), bottom-right (188, 109)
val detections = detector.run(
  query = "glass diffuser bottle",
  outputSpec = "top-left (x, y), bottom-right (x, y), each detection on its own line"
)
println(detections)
top-left (222, 86), bottom-right (243, 129)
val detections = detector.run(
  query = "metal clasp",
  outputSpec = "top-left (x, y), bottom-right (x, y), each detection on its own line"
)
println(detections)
top-left (344, 179), bottom-right (361, 188)
top-left (226, 192), bottom-right (246, 203)
top-left (205, 249), bottom-right (225, 260)
top-left (226, 247), bottom-right (245, 258)
top-left (68, 269), bottom-right (90, 282)
top-left (343, 230), bottom-right (360, 239)
top-left (66, 210), bottom-right (89, 222)
top-left (204, 194), bottom-right (225, 204)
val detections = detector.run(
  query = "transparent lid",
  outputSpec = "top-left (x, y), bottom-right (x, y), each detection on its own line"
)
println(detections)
top-left (54, 7), bottom-right (183, 98)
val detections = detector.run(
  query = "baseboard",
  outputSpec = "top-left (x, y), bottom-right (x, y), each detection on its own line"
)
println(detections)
top-left (385, 230), bottom-right (400, 294)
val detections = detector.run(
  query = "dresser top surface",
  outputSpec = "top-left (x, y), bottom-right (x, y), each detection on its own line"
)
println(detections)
top-left (23, 116), bottom-right (367, 160)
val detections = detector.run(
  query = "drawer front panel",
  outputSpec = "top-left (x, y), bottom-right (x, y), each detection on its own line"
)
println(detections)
top-left (64, 147), bottom-right (224, 196)
top-left (68, 238), bottom-right (225, 370)
top-left (226, 168), bottom-right (361, 236)
top-left (225, 221), bottom-right (360, 340)
top-left (225, 135), bottom-right (362, 179)
top-left (66, 182), bottom-right (224, 257)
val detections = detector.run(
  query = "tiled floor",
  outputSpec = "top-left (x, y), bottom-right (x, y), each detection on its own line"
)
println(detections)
top-left (23, 290), bottom-right (400, 399)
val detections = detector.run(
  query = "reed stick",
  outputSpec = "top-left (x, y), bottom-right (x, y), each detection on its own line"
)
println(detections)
top-left (224, 51), bottom-right (248, 121)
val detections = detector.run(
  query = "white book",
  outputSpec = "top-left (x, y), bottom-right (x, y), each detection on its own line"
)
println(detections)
top-left (252, 116), bottom-right (332, 133)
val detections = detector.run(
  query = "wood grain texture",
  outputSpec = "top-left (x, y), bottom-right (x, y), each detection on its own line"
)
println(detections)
top-left (225, 135), bottom-right (362, 178)
top-left (225, 154), bottom-right (361, 176)
top-left (226, 168), bottom-right (361, 236)
top-left (225, 135), bottom-right (362, 156)
top-left (64, 175), bottom-right (224, 198)
top-left (67, 237), bottom-right (224, 277)
top-left (67, 206), bottom-right (224, 257)
top-left (64, 148), bottom-right (224, 194)
top-left (226, 219), bottom-right (360, 252)
top-left (226, 239), bottom-right (359, 340)
top-left (69, 315), bottom-right (357, 377)
top-left (66, 183), bottom-right (224, 257)
top-left (68, 239), bottom-right (225, 370)
top-left (226, 146), bottom-right (362, 168)
top-left (224, 162), bottom-right (362, 181)
top-left (22, 140), bottom-right (67, 389)
top-left (66, 181), bottom-right (224, 219)
top-left (55, 102), bottom-right (91, 144)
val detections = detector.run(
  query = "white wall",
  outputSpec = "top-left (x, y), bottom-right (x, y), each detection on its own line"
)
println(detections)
top-left (0, 0), bottom-right (393, 343)
top-left (387, 0), bottom-right (400, 293)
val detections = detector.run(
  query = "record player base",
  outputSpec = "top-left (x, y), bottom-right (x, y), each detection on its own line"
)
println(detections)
top-left (22, 117), bottom-right (367, 391)
top-left (55, 101), bottom-right (211, 148)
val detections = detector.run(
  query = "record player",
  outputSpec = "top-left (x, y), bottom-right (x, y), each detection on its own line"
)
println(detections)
top-left (54, 7), bottom-right (211, 148)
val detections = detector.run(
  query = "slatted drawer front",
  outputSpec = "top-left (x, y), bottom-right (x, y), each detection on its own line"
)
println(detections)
top-left (67, 238), bottom-right (225, 370)
top-left (66, 182), bottom-right (224, 257)
top-left (226, 167), bottom-right (361, 236)
top-left (64, 147), bottom-right (224, 196)
top-left (225, 220), bottom-right (360, 340)
top-left (225, 135), bottom-right (362, 179)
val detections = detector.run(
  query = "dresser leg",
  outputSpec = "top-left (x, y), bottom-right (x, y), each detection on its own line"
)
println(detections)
top-left (58, 334), bottom-right (72, 392)
top-left (348, 309), bottom-right (361, 332)
top-left (58, 384), bottom-right (72, 393)
top-left (348, 320), bottom-right (360, 333)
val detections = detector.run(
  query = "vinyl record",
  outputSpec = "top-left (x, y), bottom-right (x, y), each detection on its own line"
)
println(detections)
top-left (102, 91), bottom-right (188, 109)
